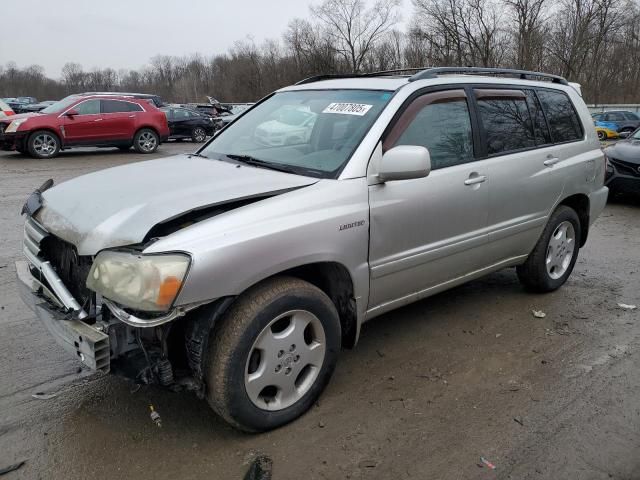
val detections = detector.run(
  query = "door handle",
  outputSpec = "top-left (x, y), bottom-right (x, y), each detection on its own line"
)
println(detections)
top-left (464, 174), bottom-right (487, 186)
top-left (94, 118), bottom-right (103, 122)
top-left (544, 156), bottom-right (560, 167)
top-left (128, 115), bottom-right (135, 118)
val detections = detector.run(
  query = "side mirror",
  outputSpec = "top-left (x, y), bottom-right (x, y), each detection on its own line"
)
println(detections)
top-left (66, 109), bottom-right (79, 117)
top-left (378, 145), bottom-right (431, 182)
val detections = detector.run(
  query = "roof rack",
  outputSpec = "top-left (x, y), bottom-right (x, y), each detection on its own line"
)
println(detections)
top-left (408, 67), bottom-right (568, 85)
top-left (295, 68), bottom-right (429, 85)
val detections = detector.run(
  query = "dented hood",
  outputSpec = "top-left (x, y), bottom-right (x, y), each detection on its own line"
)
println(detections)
top-left (35, 155), bottom-right (317, 255)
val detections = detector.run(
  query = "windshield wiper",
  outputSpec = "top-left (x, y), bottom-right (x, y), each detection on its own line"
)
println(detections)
top-left (224, 154), bottom-right (300, 174)
top-left (189, 152), bottom-right (209, 158)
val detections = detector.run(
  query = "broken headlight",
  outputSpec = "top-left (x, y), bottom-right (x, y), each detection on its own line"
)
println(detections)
top-left (86, 251), bottom-right (190, 312)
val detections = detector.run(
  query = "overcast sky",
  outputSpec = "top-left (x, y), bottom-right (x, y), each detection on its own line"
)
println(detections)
top-left (0, 0), bottom-right (409, 79)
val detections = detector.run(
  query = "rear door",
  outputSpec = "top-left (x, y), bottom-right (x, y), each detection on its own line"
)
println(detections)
top-left (368, 89), bottom-right (490, 311)
top-left (62, 99), bottom-right (102, 145)
top-left (482, 88), bottom-right (580, 263)
top-left (100, 100), bottom-right (140, 140)
top-left (172, 108), bottom-right (195, 136)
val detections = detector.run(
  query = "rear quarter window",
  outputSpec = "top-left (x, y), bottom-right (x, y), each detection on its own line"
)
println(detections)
top-left (536, 90), bottom-right (583, 143)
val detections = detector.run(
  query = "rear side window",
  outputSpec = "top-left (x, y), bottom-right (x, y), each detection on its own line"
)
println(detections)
top-left (475, 89), bottom-right (535, 155)
top-left (624, 112), bottom-right (639, 120)
top-left (525, 90), bottom-right (552, 146)
top-left (536, 90), bottom-right (583, 143)
top-left (102, 100), bottom-right (143, 113)
top-left (387, 90), bottom-right (474, 170)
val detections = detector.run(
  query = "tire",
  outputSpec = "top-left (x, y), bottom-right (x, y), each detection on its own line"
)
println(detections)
top-left (27, 130), bottom-right (60, 159)
top-left (597, 130), bottom-right (606, 141)
top-left (191, 127), bottom-right (207, 143)
top-left (133, 128), bottom-right (159, 154)
top-left (517, 206), bottom-right (581, 292)
top-left (205, 276), bottom-right (341, 432)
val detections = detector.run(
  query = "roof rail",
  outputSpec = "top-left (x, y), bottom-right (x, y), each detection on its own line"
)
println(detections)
top-left (295, 68), bottom-right (431, 85)
top-left (408, 67), bottom-right (569, 85)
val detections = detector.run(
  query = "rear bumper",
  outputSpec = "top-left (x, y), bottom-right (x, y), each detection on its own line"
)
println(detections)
top-left (16, 259), bottom-right (110, 372)
top-left (588, 186), bottom-right (609, 224)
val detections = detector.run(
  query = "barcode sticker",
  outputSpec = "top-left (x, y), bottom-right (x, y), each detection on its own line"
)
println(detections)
top-left (322, 103), bottom-right (373, 116)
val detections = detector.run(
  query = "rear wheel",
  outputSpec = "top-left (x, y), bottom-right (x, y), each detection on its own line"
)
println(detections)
top-left (27, 131), bottom-right (60, 159)
top-left (133, 129), bottom-right (159, 154)
top-left (191, 127), bottom-right (207, 143)
top-left (517, 206), bottom-right (581, 292)
top-left (205, 277), bottom-right (341, 432)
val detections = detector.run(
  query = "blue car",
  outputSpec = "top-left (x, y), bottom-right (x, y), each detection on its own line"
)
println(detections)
top-left (591, 111), bottom-right (640, 137)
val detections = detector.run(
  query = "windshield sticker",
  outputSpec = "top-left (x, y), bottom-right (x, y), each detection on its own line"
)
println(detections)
top-left (323, 103), bottom-right (373, 116)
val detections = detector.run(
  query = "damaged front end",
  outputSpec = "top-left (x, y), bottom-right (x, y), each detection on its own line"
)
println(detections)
top-left (16, 214), bottom-right (228, 397)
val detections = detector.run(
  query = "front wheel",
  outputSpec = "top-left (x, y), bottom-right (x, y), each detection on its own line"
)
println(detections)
top-left (191, 127), bottom-right (207, 143)
top-left (206, 277), bottom-right (341, 432)
top-left (27, 131), bottom-right (60, 159)
top-left (517, 206), bottom-right (581, 292)
top-left (133, 129), bottom-right (159, 154)
top-left (597, 130), bottom-right (606, 141)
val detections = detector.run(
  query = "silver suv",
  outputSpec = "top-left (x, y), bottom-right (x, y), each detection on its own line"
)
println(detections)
top-left (16, 67), bottom-right (608, 431)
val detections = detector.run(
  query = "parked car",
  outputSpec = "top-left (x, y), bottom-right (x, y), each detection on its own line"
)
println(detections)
top-left (8, 97), bottom-right (38, 113)
top-left (604, 127), bottom-right (640, 194)
top-left (18, 100), bottom-right (57, 113)
top-left (15, 67), bottom-right (607, 432)
top-left (595, 124), bottom-right (619, 141)
top-left (0, 94), bottom-right (169, 158)
top-left (255, 107), bottom-right (317, 146)
top-left (80, 92), bottom-right (165, 108)
top-left (591, 111), bottom-right (640, 137)
top-left (162, 106), bottom-right (215, 142)
top-left (0, 99), bottom-right (15, 118)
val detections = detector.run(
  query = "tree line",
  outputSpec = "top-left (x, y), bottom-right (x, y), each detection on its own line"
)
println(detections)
top-left (1, 0), bottom-right (639, 105)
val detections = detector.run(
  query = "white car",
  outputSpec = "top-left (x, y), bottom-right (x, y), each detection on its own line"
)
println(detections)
top-left (255, 108), bottom-right (317, 146)
top-left (0, 99), bottom-right (15, 118)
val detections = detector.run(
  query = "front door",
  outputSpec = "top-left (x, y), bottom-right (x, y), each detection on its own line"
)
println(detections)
top-left (368, 89), bottom-right (490, 312)
top-left (62, 99), bottom-right (102, 145)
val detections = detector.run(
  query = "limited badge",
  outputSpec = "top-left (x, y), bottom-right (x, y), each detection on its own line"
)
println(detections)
top-left (322, 103), bottom-right (373, 116)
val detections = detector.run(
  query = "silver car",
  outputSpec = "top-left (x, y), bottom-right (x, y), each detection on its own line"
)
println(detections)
top-left (16, 67), bottom-right (608, 431)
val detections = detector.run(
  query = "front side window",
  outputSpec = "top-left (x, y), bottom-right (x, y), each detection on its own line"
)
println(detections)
top-left (476, 89), bottom-right (535, 155)
top-left (385, 90), bottom-right (474, 170)
top-left (74, 100), bottom-right (100, 115)
top-left (201, 89), bottom-right (391, 178)
top-left (537, 90), bottom-right (582, 143)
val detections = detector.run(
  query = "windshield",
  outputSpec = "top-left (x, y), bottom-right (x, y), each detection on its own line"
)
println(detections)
top-left (201, 89), bottom-right (392, 178)
top-left (631, 129), bottom-right (640, 140)
top-left (40, 96), bottom-right (80, 114)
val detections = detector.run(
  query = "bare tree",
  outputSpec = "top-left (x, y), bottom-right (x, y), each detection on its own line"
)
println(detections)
top-left (503, 0), bottom-right (548, 70)
top-left (311, 0), bottom-right (401, 72)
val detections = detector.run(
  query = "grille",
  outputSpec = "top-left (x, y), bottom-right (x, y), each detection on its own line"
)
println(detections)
top-left (24, 218), bottom-right (93, 307)
top-left (611, 158), bottom-right (640, 177)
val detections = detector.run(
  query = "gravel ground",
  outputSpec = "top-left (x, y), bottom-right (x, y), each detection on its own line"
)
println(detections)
top-left (1, 143), bottom-right (639, 480)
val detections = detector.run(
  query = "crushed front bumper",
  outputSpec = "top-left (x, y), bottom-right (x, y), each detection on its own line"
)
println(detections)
top-left (16, 217), bottom-right (111, 373)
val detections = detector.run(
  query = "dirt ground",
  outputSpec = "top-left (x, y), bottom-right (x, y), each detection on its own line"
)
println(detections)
top-left (1, 143), bottom-right (639, 480)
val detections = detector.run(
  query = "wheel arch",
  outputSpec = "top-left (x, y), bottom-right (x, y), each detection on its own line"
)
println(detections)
top-left (27, 128), bottom-right (63, 146)
top-left (557, 193), bottom-right (590, 247)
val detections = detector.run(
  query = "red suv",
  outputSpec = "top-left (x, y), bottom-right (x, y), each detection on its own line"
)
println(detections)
top-left (0, 95), bottom-right (170, 158)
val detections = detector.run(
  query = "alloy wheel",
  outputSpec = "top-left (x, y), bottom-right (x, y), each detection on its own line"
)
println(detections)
top-left (244, 310), bottom-right (326, 411)
top-left (546, 220), bottom-right (576, 279)
top-left (137, 132), bottom-right (157, 152)
top-left (33, 134), bottom-right (57, 157)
